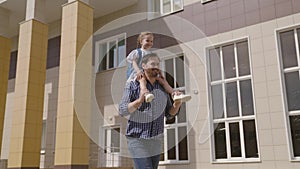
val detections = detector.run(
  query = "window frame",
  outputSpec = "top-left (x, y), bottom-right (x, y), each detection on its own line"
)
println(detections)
top-left (206, 37), bottom-right (261, 163)
top-left (95, 33), bottom-right (126, 73)
top-left (99, 125), bottom-right (122, 167)
top-left (276, 25), bottom-right (300, 161)
top-left (147, 0), bottom-right (184, 20)
top-left (159, 54), bottom-right (190, 165)
top-left (103, 125), bottom-right (121, 154)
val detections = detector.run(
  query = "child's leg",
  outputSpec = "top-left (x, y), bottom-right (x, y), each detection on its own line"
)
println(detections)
top-left (155, 73), bottom-right (174, 95)
top-left (138, 77), bottom-right (154, 102)
top-left (162, 81), bottom-right (174, 95)
top-left (139, 77), bottom-right (147, 92)
top-left (156, 73), bottom-right (192, 102)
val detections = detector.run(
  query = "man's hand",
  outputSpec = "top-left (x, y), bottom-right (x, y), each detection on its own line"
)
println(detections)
top-left (173, 90), bottom-right (183, 108)
top-left (167, 90), bottom-right (182, 117)
top-left (127, 86), bottom-right (147, 113)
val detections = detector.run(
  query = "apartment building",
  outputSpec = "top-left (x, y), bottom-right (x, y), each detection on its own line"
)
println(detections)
top-left (0, 0), bottom-right (300, 169)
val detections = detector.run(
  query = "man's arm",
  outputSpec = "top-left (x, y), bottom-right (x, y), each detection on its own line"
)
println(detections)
top-left (165, 91), bottom-right (182, 119)
top-left (168, 101), bottom-right (182, 116)
top-left (119, 82), bottom-right (147, 116)
top-left (127, 97), bottom-right (143, 113)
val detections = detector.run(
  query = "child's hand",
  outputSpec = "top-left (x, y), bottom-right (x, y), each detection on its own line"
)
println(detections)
top-left (157, 70), bottom-right (164, 79)
top-left (136, 70), bottom-right (144, 80)
top-left (156, 71), bottom-right (167, 85)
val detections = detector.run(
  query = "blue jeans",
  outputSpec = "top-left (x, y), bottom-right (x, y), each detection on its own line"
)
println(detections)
top-left (127, 137), bottom-right (162, 169)
top-left (132, 154), bottom-right (160, 169)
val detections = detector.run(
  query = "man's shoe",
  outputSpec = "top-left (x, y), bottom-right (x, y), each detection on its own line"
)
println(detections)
top-left (173, 94), bottom-right (191, 102)
top-left (145, 93), bottom-right (155, 102)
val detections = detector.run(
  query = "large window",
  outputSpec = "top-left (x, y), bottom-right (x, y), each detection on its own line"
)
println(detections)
top-left (95, 34), bottom-right (126, 72)
top-left (278, 27), bottom-right (300, 160)
top-left (160, 55), bottom-right (189, 164)
top-left (207, 40), bottom-right (259, 162)
top-left (148, 0), bottom-right (183, 19)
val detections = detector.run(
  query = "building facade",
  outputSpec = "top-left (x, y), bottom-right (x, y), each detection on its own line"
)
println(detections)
top-left (0, 0), bottom-right (300, 169)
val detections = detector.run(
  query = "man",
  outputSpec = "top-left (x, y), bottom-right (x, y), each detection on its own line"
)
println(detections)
top-left (119, 53), bottom-right (182, 169)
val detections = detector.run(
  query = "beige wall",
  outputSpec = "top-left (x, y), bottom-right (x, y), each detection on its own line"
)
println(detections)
top-left (2, 67), bottom-right (59, 168)
top-left (1, 89), bottom-right (14, 159)
top-left (157, 13), bottom-right (300, 169)
top-left (95, 66), bottom-right (133, 167)
top-left (93, 6), bottom-right (300, 169)
top-left (2, 0), bottom-right (300, 168)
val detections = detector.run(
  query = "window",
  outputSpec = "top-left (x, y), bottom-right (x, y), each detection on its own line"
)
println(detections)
top-left (160, 55), bottom-right (189, 164)
top-left (148, 0), bottom-right (183, 19)
top-left (103, 126), bottom-right (121, 167)
top-left (95, 34), bottom-right (126, 72)
top-left (207, 40), bottom-right (260, 162)
top-left (277, 28), bottom-right (300, 160)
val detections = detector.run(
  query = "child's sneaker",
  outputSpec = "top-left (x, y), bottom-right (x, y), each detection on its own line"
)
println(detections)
top-left (173, 94), bottom-right (191, 102)
top-left (145, 93), bottom-right (155, 102)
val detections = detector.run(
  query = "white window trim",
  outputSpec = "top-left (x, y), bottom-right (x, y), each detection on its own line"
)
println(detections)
top-left (161, 54), bottom-right (187, 91)
top-left (159, 54), bottom-right (190, 165)
top-left (275, 25), bottom-right (300, 161)
top-left (147, 0), bottom-right (184, 20)
top-left (95, 33), bottom-right (126, 73)
top-left (102, 125), bottom-right (121, 154)
top-left (206, 37), bottom-right (261, 163)
top-left (98, 125), bottom-right (122, 167)
top-left (160, 0), bottom-right (183, 15)
top-left (160, 124), bottom-right (190, 165)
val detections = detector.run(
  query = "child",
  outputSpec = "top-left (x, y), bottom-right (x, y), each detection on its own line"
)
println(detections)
top-left (126, 32), bottom-right (155, 102)
top-left (126, 31), bottom-right (191, 102)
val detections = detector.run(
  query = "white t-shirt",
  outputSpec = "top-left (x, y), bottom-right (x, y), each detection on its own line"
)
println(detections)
top-left (126, 48), bottom-right (151, 64)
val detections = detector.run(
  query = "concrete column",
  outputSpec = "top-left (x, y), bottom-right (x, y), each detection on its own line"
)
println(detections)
top-left (54, 1), bottom-right (93, 169)
top-left (0, 7), bottom-right (11, 168)
top-left (25, 0), bottom-right (46, 23)
top-left (0, 36), bottom-right (11, 157)
top-left (7, 0), bottom-right (48, 168)
top-left (7, 18), bottom-right (48, 169)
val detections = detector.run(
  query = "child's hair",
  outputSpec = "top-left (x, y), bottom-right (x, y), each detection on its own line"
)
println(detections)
top-left (137, 31), bottom-right (154, 48)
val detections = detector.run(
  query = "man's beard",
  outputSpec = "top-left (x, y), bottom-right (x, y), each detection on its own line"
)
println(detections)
top-left (145, 68), bottom-right (160, 77)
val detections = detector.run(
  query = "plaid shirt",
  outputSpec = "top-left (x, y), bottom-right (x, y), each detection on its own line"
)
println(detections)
top-left (119, 80), bottom-right (175, 139)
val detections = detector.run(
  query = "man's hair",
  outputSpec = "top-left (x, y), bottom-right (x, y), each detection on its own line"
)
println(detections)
top-left (141, 53), bottom-right (160, 64)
